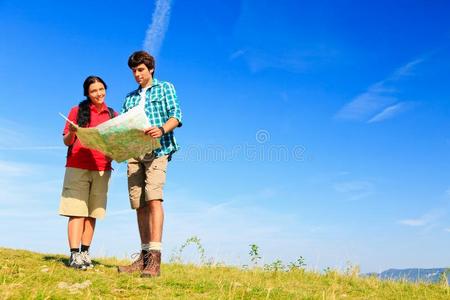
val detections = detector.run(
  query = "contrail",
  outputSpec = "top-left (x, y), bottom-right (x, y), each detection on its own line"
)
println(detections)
top-left (143, 0), bottom-right (172, 57)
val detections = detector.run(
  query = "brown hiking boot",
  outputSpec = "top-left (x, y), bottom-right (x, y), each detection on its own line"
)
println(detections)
top-left (117, 252), bottom-right (145, 273)
top-left (141, 250), bottom-right (161, 277)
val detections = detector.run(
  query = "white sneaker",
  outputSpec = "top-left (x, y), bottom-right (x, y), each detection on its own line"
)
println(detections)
top-left (80, 251), bottom-right (94, 268)
top-left (69, 252), bottom-right (87, 270)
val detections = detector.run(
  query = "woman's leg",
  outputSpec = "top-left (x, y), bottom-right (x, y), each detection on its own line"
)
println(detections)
top-left (68, 216), bottom-right (84, 249)
top-left (81, 217), bottom-right (96, 246)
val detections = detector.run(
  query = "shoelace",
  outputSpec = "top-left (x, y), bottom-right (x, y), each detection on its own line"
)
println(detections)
top-left (74, 253), bottom-right (85, 265)
top-left (146, 252), bottom-right (158, 269)
top-left (80, 252), bottom-right (91, 263)
top-left (130, 252), bottom-right (143, 265)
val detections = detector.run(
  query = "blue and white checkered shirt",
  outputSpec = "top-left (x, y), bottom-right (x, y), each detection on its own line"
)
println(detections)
top-left (121, 79), bottom-right (183, 157)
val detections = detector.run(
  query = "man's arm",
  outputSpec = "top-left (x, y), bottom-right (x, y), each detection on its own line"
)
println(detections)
top-left (144, 82), bottom-right (182, 138)
top-left (145, 117), bottom-right (179, 138)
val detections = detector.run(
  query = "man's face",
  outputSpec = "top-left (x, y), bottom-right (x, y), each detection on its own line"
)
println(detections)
top-left (132, 63), bottom-right (153, 87)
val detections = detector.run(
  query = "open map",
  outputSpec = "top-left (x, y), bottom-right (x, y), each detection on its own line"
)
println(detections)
top-left (60, 101), bottom-right (160, 162)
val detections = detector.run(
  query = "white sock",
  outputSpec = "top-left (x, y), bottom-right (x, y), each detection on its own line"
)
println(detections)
top-left (149, 242), bottom-right (162, 251)
top-left (141, 243), bottom-right (150, 251)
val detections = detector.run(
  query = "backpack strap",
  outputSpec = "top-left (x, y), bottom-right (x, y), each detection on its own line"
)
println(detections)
top-left (108, 107), bottom-right (115, 119)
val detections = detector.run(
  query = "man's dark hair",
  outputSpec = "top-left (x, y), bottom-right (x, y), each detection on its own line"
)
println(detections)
top-left (128, 51), bottom-right (155, 76)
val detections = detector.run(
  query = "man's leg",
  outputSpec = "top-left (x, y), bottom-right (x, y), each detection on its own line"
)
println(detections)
top-left (149, 200), bottom-right (164, 242)
top-left (137, 204), bottom-right (151, 244)
top-left (118, 158), bottom-right (148, 273)
top-left (141, 155), bottom-right (168, 277)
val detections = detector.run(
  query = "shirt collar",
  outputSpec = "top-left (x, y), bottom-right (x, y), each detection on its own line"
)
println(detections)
top-left (89, 101), bottom-right (109, 113)
top-left (137, 78), bottom-right (160, 93)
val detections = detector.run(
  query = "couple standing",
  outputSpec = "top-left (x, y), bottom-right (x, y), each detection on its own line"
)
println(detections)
top-left (58, 50), bottom-right (182, 277)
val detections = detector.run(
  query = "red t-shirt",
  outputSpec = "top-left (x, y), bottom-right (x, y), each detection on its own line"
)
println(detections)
top-left (63, 102), bottom-right (118, 171)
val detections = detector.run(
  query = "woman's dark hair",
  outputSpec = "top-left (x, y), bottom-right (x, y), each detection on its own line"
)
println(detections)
top-left (77, 76), bottom-right (107, 127)
top-left (128, 51), bottom-right (155, 76)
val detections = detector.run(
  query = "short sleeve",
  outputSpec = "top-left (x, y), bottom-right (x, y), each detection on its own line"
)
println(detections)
top-left (63, 106), bottom-right (78, 135)
top-left (163, 82), bottom-right (183, 127)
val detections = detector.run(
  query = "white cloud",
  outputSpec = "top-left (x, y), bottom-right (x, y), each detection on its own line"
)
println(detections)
top-left (0, 118), bottom-right (62, 151)
top-left (0, 118), bottom-right (27, 147)
top-left (367, 102), bottom-right (410, 123)
top-left (399, 219), bottom-right (427, 227)
top-left (391, 58), bottom-right (424, 79)
top-left (335, 57), bottom-right (425, 122)
top-left (0, 160), bottom-right (39, 176)
top-left (143, 0), bottom-right (172, 57)
top-left (333, 180), bottom-right (374, 201)
top-left (229, 49), bottom-right (247, 60)
top-left (398, 210), bottom-right (445, 227)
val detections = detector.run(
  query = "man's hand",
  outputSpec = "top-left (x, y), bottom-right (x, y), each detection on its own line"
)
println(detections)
top-left (144, 127), bottom-right (163, 138)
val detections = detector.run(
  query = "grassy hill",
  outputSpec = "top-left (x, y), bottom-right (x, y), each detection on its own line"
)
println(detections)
top-left (1, 247), bottom-right (449, 299)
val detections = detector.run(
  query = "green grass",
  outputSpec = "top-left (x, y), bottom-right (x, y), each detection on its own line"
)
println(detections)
top-left (1, 247), bottom-right (449, 299)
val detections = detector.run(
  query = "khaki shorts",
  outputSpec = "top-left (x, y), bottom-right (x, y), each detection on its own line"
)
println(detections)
top-left (59, 167), bottom-right (111, 219)
top-left (127, 153), bottom-right (168, 209)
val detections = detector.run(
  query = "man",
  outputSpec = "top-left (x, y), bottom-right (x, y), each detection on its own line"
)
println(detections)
top-left (117, 51), bottom-right (182, 277)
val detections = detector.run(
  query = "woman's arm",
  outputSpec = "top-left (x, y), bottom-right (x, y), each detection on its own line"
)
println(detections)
top-left (63, 124), bottom-right (77, 146)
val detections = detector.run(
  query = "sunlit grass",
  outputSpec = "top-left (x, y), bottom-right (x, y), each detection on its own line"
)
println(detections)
top-left (1, 247), bottom-right (449, 299)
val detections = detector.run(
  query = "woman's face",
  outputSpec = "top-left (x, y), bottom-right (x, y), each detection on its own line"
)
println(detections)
top-left (88, 81), bottom-right (106, 107)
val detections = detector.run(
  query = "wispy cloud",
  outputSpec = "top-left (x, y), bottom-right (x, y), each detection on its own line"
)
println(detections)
top-left (0, 146), bottom-right (64, 151)
top-left (367, 102), bottom-right (412, 123)
top-left (229, 48), bottom-right (247, 61)
top-left (0, 160), bottom-right (39, 177)
top-left (335, 57), bottom-right (425, 123)
top-left (398, 210), bottom-right (445, 227)
top-left (230, 47), bottom-right (336, 74)
top-left (143, 0), bottom-right (172, 57)
top-left (0, 118), bottom-right (27, 147)
top-left (333, 180), bottom-right (374, 201)
top-left (0, 118), bottom-right (62, 151)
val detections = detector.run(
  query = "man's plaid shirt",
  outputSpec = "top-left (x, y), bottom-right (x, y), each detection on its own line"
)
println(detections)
top-left (121, 78), bottom-right (182, 157)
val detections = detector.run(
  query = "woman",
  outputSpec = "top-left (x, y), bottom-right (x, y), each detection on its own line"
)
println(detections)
top-left (59, 76), bottom-right (117, 270)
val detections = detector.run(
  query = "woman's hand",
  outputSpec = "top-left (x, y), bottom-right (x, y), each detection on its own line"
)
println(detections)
top-left (69, 123), bottom-right (78, 133)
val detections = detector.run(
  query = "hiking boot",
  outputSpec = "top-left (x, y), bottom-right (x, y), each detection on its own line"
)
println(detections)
top-left (80, 251), bottom-right (94, 269)
top-left (141, 250), bottom-right (161, 277)
top-left (69, 252), bottom-right (87, 270)
top-left (117, 252), bottom-right (146, 273)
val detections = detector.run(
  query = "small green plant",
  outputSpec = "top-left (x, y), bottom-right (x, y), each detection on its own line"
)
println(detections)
top-left (264, 259), bottom-right (285, 272)
top-left (2, 247), bottom-right (450, 299)
top-left (438, 269), bottom-right (449, 287)
top-left (170, 236), bottom-right (207, 264)
top-left (344, 261), bottom-right (360, 277)
top-left (248, 244), bottom-right (261, 267)
top-left (288, 256), bottom-right (306, 271)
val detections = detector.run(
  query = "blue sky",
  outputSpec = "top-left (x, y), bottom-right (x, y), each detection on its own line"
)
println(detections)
top-left (1, 0), bottom-right (450, 273)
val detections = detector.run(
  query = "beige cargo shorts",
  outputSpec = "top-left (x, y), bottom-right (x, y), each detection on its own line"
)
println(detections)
top-left (59, 167), bottom-right (111, 219)
top-left (127, 153), bottom-right (168, 209)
